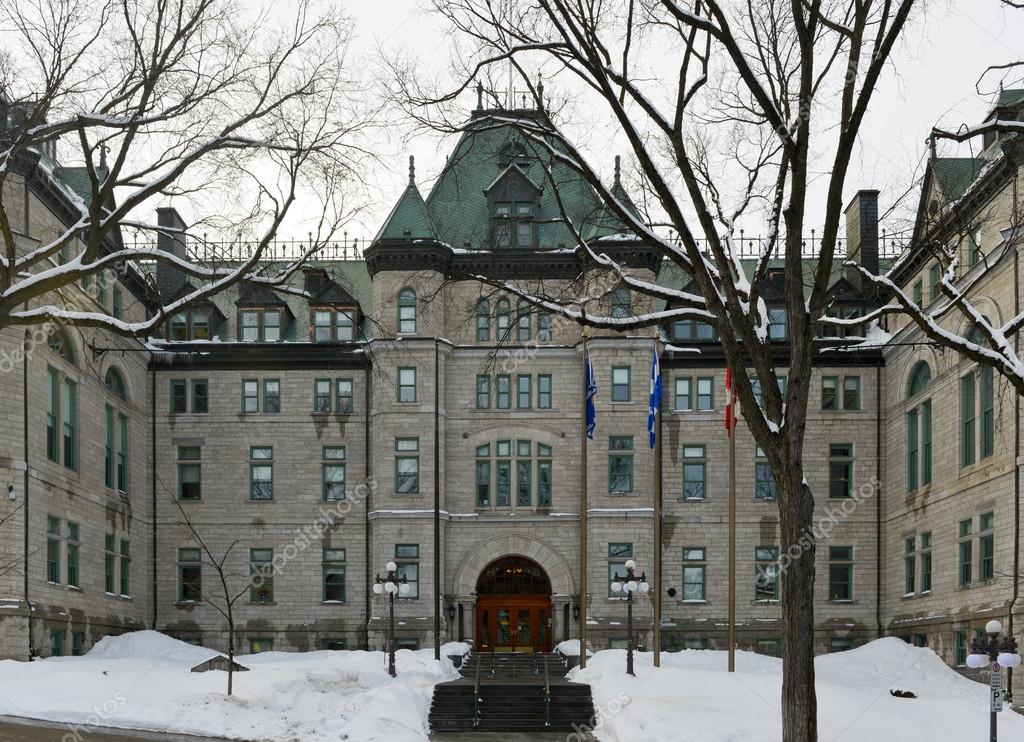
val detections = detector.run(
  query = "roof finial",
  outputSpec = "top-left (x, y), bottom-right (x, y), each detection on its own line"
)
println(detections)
top-left (537, 74), bottom-right (545, 111)
top-left (476, 80), bottom-right (484, 110)
top-left (614, 155), bottom-right (622, 186)
top-left (408, 155), bottom-right (415, 186)
top-left (100, 143), bottom-right (109, 168)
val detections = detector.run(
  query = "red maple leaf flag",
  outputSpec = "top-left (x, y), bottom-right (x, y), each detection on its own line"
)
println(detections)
top-left (725, 368), bottom-right (737, 437)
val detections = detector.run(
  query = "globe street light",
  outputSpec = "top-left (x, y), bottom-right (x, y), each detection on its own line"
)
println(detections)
top-left (965, 619), bottom-right (1021, 742)
top-left (611, 559), bottom-right (650, 676)
top-left (373, 560), bottom-right (410, 677)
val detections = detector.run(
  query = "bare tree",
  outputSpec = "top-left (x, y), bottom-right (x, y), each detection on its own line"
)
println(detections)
top-left (0, 0), bottom-right (371, 336)
top-left (393, 2), bottom-right (917, 740)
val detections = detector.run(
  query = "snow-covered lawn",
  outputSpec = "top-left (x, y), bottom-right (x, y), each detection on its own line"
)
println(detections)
top-left (0, 631), bottom-right (456, 741)
top-left (571, 637), bottom-right (1024, 741)
top-left (0, 632), bottom-right (1019, 741)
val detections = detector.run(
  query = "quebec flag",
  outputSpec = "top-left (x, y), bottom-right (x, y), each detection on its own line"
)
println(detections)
top-left (648, 348), bottom-right (662, 448)
top-left (585, 347), bottom-right (597, 440)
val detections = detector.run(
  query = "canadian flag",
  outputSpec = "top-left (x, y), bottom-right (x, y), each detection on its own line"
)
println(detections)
top-left (725, 368), bottom-right (738, 437)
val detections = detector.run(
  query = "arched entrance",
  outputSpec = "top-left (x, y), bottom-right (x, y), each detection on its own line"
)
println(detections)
top-left (475, 556), bottom-right (552, 652)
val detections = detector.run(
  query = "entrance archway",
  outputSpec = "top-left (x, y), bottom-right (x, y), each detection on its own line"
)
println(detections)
top-left (475, 556), bottom-right (553, 652)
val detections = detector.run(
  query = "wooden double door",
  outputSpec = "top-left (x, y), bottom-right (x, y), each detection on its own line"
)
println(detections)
top-left (476, 595), bottom-right (552, 652)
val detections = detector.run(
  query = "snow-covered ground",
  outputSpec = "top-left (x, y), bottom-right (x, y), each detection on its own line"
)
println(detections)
top-left (0, 632), bottom-right (1019, 741)
top-left (571, 637), bottom-right (1024, 741)
top-left (0, 631), bottom-right (456, 741)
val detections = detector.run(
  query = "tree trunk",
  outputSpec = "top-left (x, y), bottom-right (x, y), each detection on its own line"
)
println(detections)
top-left (778, 462), bottom-right (818, 742)
top-left (227, 613), bottom-right (235, 696)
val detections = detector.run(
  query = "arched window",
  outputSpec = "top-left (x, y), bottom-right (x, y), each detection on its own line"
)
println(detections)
top-left (611, 288), bottom-right (631, 319)
top-left (105, 368), bottom-right (128, 401)
top-left (905, 361), bottom-right (932, 493)
top-left (397, 288), bottom-right (417, 334)
top-left (475, 299), bottom-right (490, 341)
top-left (517, 300), bottom-right (532, 341)
top-left (495, 298), bottom-right (510, 341)
top-left (48, 329), bottom-right (76, 365)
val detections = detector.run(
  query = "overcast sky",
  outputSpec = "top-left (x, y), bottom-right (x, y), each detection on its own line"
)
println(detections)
top-left (338, 1), bottom-right (1024, 244)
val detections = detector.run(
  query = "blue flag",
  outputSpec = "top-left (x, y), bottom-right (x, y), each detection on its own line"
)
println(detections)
top-left (648, 348), bottom-right (662, 448)
top-left (585, 347), bottom-right (597, 440)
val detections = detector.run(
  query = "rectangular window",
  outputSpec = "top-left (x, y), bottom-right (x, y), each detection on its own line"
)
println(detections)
top-left (755, 546), bottom-right (779, 601)
top-left (117, 413), bottom-right (128, 493)
top-left (112, 287), bottom-right (123, 320)
top-left (517, 375), bottom-right (531, 409)
top-left (608, 542), bottom-right (633, 597)
top-left (51, 630), bottom-right (65, 657)
top-left (395, 544), bottom-right (419, 598)
top-left (475, 375), bottom-right (490, 409)
top-left (954, 631), bottom-right (967, 665)
top-left (314, 379), bottom-right (332, 413)
top-left (47, 368), bottom-right (59, 461)
top-left (313, 310), bottom-right (333, 343)
top-left (119, 539), bottom-right (130, 596)
top-left (682, 547), bottom-right (706, 601)
top-left (323, 446), bottom-right (346, 501)
top-left (249, 638), bottom-right (273, 653)
top-left (675, 378), bottom-right (692, 411)
top-left (323, 548), bottom-right (346, 602)
top-left (177, 548), bottom-right (202, 602)
top-left (828, 444), bottom-right (853, 499)
top-left (830, 638), bottom-right (853, 653)
top-left (538, 444), bottom-right (552, 507)
top-left (516, 453), bottom-right (531, 507)
top-left (979, 511), bottom-right (994, 581)
top-left (608, 436), bottom-right (634, 493)
top-left (920, 532), bottom-right (932, 592)
top-left (921, 400), bottom-right (932, 486)
top-left (169, 379), bottom-right (187, 414)
top-left (980, 366), bottom-right (994, 459)
top-left (72, 631), bottom-right (85, 657)
top-left (538, 375), bottom-right (552, 409)
top-left (821, 376), bottom-right (838, 411)
top-left (475, 446), bottom-right (491, 507)
top-left (263, 379), bottom-right (281, 414)
top-left (538, 311), bottom-right (552, 343)
top-left (62, 378), bottom-right (76, 470)
top-left (249, 446), bottom-right (274, 500)
top-left (336, 310), bottom-right (355, 342)
top-left (242, 379), bottom-right (259, 413)
top-left (929, 263), bottom-right (941, 301)
top-left (961, 373), bottom-right (976, 467)
top-left (959, 519), bottom-right (973, 586)
top-left (191, 311), bottom-right (209, 340)
top-left (395, 438), bottom-right (420, 494)
top-left (768, 308), bottom-right (787, 340)
top-left (496, 457), bottom-right (511, 507)
top-left (66, 522), bottom-right (80, 588)
top-left (696, 377), bottom-right (714, 411)
top-left (241, 311), bottom-right (259, 342)
top-left (264, 310), bottom-right (282, 342)
top-left (496, 375), bottom-right (511, 409)
top-left (250, 548), bottom-right (274, 603)
top-left (105, 406), bottom-right (114, 488)
top-left (611, 367), bottom-right (631, 402)
top-left (191, 379), bottom-right (209, 413)
top-left (906, 409), bottom-right (919, 492)
top-left (336, 379), bottom-right (354, 414)
top-left (517, 305), bottom-right (531, 341)
top-left (828, 546), bottom-right (853, 601)
top-left (912, 279), bottom-right (923, 305)
top-left (755, 447), bottom-right (777, 500)
top-left (177, 446), bottom-right (201, 500)
top-left (682, 445), bottom-right (707, 500)
top-left (104, 534), bottom-right (116, 593)
top-left (904, 537), bottom-right (916, 594)
top-left (398, 367), bottom-right (417, 403)
top-left (47, 516), bottom-right (60, 583)
top-left (843, 376), bottom-right (861, 410)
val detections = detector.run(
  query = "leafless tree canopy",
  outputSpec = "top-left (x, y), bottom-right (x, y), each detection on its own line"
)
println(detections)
top-left (0, 0), bottom-right (372, 335)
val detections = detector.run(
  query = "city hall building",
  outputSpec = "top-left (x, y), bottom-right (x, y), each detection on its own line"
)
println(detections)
top-left (0, 88), bottom-right (1022, 698)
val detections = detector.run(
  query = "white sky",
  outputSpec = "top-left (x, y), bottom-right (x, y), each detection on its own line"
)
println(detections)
top-left (329, 1), bottom-right (1024, 243)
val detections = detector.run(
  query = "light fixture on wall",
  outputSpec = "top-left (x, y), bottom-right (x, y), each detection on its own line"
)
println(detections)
top-left (446, 603), bottom-right (456, 622)
top-left (572, 605), bottom-right (580, 622)
top-left (7, 484), bottom-right (14, 501)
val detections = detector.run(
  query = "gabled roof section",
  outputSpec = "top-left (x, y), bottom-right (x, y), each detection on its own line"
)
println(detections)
top-left (375, 156), bottom-right (437, 242)
top-left (932, 157), bottom-right (984, 203)
top-left (996, 89), bottom-right (1024, 109)
top-left (586, 156), bottom-right (642, 240)
top-left (54, 165), bottom-right (110, 207)
top-left (484, 162), bottom-right (543, 195)
top-left (236, 282), bottom-right (288, 307)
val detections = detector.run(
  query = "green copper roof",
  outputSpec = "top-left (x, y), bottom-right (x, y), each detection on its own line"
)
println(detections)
top-left (375, 173), bottom-right (437, 241)
top-left (932, 157), bottom-right (984, 202)
top-left (54, 165), bottom-right (109, 206)
top-left (996, 89), bottom-right (1024, 108)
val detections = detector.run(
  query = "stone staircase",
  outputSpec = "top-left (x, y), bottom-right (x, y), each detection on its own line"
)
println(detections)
top-left (428, 652), bottom-right (596, 734)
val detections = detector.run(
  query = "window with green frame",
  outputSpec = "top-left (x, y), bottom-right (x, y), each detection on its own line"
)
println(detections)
top-left (538, 444), bottom-right (552, 506)
top-left (105, 405), bottom-right (115, 488)
top-left (47, 367), bottom-right (60, 461)
top-left (72, 631), bottom-right (85, 656)
top-left (323, 447), bottom-right (346, 501)
top-left (517, 300), bottom-right (531, 341)
top-left (119, 539), bottom-right (130, 595)
top-left (954, 631), bottom-right (967, 665)
top-left (674, 378), bottom-right (692, 411)
top-left (66, 521), bottom-right (80, 588)
top-left (979, 512), bottom-right (994, 581)
top-left (496, 375), bottom-right (511, 409)
top-left (169, 378), bottom-right (187, 413)
top-left (177, 446), bottom-right (201, 500)
top-left (51, 629), bottom-right (65, 657)
top-left (250, 548), bottom-right (274, 602)
top-left (912, 279), bottom-right (923, 305)
top-left (177, 548), bottom-right (202, 602)
top-left (516, 375), bottom-right (532, 409)
top-left (961, 373), bottom-right (976, 467)
top-left (607, 542), bottom-right (633, 597)
top-left (475, 444), bottom-right (491, 506)
top-left (475, 299), bottom-right (490, 341)
top-left (314, 378), bottom-right (332, 413)
top-left (516, 440), bottom-right (532, 506)
top-left (323, 548), bottom-right (346, 601)
top-left (682, 445), bottom-right (707, 500)
top-left (46, 516), bottom-right (60, 583)
top-left (828, 444), bottom-right (853, 498)
top-left (538, 375), bottom-right (552, 409)
top-left (929, 263), bottom-right (941, 301)
top-left (104, 534), bottom-right (116, 594)
top-left (696, 377), bottom-right (714, 410)
top-left (958, 519), bottom-right (973, 586)
top-left (611, 287), bottom-right (631, 319)
top-left (192, 379), bottom-right (209, 413)
top-left (397, 367), bottom-right (417, 403)
top-left (496, 298), bottom-right (510, 340)
top-left (496, 440), bottom-right (511, 506)
top-left (920, 532), bottom-right (932, 592)
top-left (475, 375), bottom-right (490, 409)
top-left (336, 378), bottom-right (354, 413)
top-left (395, 438), bottom-right (420, 494)
top-left (843, 376), bottom-right (861, 410)
top-left (397, 288), bottom-right (417, 334)
top-left (249, 446), bottom-right (274, 500)
top-left (682, 547), bottom-right (706, 601)
top-left (821, 376), bottom-right (839, 410)
top-left (755, 447), bottom-right (777, 500)
top-left (395, 544), bottom-right (419, 598)
top-left (62, 377), bottom-right (77, 470)
top-left (112, 286), bottom-right (123, 319)
top-left (611, 367), bottom-right (631, 402)
top-left (755, 546), bottom-right (779, 601)
top-left (263, 379), bottom-right (281, 414)
top-left (980, 366), bottom-right (994, 459)
top-left (242, 379), bottom-right (259, 413)
top-left (904, 537), bottom-right (916, 594)
top-left (608, 436), bottom-right (634, 493)
top-left (117, 413), bottom-right (128, 493)
top-left (828, 546), bottom-right (853, 601)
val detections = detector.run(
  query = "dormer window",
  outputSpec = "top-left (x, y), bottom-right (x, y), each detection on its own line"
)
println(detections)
top-left (169, 310), bottom-right (210, 341)
top-left (487, 162), bottom-right (541, 249)
top-left (493, 202), bottom-right (535, 248)
top-left (312, 308), bottom-right (356, 343)
top-left (239, 308), bottom-right (283, 342)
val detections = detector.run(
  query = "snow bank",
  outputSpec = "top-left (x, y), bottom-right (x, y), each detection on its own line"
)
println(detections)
top-left (440, 641), bottom-right (472, 657)
top-left (555, 639), bottom-right (593, 657)
top-left (0, 631), bottom-right (458, 741)
top-left (570, 638), bottom-right (1024, 742)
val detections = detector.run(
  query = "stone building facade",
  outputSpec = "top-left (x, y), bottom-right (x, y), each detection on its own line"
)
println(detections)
top-left (0, 90), bottom-right (1022, 701)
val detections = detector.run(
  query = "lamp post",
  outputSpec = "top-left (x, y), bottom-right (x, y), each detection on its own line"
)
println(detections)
top-left (965, 619), bottom-right (1021, 742)
top-left (610, 559), bottom-right (650, 676)
top-left (373, 561), bottom-right (409, 677)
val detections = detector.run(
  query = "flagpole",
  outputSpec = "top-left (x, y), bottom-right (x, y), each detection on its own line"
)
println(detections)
top-left (728, 372), bottom-right (737, 673)
top-left (579, 331), bottom-right (589, 669)
top-left (653, 343), bottom-right (663, 668)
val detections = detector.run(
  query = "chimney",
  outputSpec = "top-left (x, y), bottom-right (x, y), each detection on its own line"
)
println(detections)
top-left (156, 206), bottom-right (188, 301)
top-left (302, 266), bottom-right (329, 297)
top-left (844, 190), bottom-right (879, 290)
